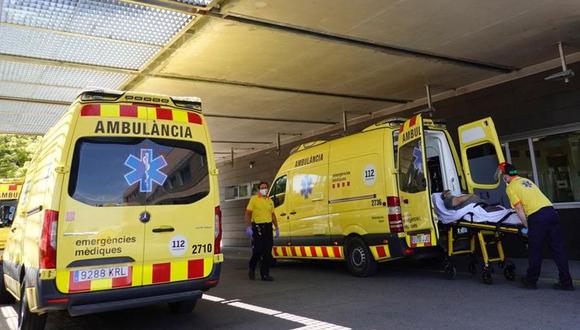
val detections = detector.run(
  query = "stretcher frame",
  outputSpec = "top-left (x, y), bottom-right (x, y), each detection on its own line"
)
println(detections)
top-left (438, 210), bottom-right (526, 284)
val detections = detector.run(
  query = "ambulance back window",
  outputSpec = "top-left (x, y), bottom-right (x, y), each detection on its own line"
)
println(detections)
top-left (69, 137), bottom-right (210, 206)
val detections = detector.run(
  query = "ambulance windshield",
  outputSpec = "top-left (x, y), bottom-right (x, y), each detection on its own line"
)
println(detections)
top-left (69, 137), bottom-right (210, 207)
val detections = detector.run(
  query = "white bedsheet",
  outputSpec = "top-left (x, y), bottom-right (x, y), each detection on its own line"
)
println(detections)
top-left (432, 193), bottom-right (521, 225)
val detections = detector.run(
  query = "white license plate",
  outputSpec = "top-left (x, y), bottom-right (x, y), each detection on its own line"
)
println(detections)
top-left (411, 234), bottom-right (431, 244)
top-left (73, 266), bottom-right (129, 282)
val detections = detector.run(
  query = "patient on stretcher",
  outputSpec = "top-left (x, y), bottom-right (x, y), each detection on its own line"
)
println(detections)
top-left (432, 192), bottom-right (522, 226)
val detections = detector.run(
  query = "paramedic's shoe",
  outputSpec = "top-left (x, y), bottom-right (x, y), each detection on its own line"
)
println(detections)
top-left (552, 281), bottom-right (575, 291)
top-left (520, 277), bottom-right (537, 289)
top-left (261, 275), bottom-right (274, 282)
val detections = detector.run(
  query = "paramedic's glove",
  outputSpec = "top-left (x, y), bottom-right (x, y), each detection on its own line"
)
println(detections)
top-left (245, 226), bottom-right (253, 237)
top-left (275, 227), bottom-right (280, 238)
top-left (521, 227), bottom-right (528, 236)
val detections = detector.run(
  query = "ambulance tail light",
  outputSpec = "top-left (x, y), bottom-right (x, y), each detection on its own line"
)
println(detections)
top-left (40, 209), bottom-right (58, 269)
top-left (387, 196), bottom-right (404, 233)
top-left (214, 206), bottom-right (222, 254)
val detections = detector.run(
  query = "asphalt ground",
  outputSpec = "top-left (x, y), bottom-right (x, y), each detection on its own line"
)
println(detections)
top-left (1, 248), bottom-right (579, 330)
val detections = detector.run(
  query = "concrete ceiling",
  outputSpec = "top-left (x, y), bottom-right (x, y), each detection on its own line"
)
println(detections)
top-left (1, 0), bottom-right (579, 161)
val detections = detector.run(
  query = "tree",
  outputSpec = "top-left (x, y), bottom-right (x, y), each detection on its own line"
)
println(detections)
top-left (0, 134), bottom-right (42, 178)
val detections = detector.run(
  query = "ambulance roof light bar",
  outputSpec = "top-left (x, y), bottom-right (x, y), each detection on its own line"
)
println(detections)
top-left (290, 140), bottom-right (327, 155)
top-left (79, 89), bottom-right (124, 101)
top-left (171, 96), bottom-right (202, 111)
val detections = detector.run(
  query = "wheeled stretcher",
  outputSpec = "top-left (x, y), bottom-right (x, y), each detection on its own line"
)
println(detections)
top-left (431, 194), bottom-right (528, 284)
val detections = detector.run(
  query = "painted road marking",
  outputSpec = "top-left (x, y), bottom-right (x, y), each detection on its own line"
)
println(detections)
top-left (203, 294), bottom-right (351, 330)
top-left (0, 295), bottom-right (351, 330)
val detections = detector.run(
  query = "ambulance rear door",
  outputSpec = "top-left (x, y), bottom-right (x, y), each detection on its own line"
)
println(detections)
top-left (397, 115), bottom-right (438, 248)
top-left (57, 103), bottom-right (148, 294)
top-left (457, 117), bottom-right (506, 205)
top-left (141, 109), bottom-right (217, 286)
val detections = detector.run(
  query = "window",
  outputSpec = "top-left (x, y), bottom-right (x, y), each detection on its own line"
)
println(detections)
top-left (392, 130), bottom-right (399, 168)
top-left (69, 137), bottom-right (210, 206)
top-left (503, 126), bottom-right (580, 206)
top-left (225, 181), bottom-right (260, 201)
top-left (0, 201), bottom-right (17, 227)
top-left (506, 139), bottom-right (534, 181)
top-left (269, 176), bottom-right (287, 207)
top-left (399, 140), bottom-right (426, 193)
top-left (532, 132), bottom-right (580, 203)
top-left (465, 143), bottom-right (500, 185)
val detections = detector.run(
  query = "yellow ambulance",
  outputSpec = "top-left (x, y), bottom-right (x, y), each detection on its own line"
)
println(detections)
top-left (0, 90), bottom-right (223, 329)
top-left (269, 114), bottom-right (504, 276)
top-left (0, 179), bottom-right (23, 250)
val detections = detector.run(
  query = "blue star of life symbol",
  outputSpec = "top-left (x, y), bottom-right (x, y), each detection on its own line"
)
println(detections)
top-left (124, 149), bottom-right (168, 192)
top-left (300, 175), bottom-right (314, 199)
top-left (412, 146), bottom-right (423, 172)
top-left (522, 180), bottom-right (533, 188)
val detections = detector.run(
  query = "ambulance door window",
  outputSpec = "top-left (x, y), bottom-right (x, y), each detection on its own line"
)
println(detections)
top-left (392, 130), bottom-right (399, 168)
top-left (399, 140), bottom-right (427, 193)
top-left (465, 142), bottom-right (506, 204)
top-left (270, 175), bottom-right (287, 208)
top-left (465, 143), bottom-right (499, 185)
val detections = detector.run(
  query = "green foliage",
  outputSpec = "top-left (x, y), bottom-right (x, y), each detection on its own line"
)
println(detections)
top-left (0, 134), bottom-right (42, 178)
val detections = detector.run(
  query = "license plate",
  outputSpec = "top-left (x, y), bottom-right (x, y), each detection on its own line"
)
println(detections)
top-left (411, 234), bottom-right (431, 245)
top-left (73, 266), bottom-right (129, 283)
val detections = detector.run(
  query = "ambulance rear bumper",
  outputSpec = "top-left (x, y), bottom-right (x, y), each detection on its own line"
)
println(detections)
top-left (34, 263), bottom-right (221, 316)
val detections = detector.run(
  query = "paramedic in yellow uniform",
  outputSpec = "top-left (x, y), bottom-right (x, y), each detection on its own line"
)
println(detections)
top-left (499, 163), bottom-right (574, 291)
top-left (245, 182), bottom-right (279, 281)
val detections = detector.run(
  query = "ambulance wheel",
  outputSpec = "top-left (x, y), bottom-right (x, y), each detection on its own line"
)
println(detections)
top-left (345, 237), bottom-right (377, 277)
top-left (0, 266), bottom-right (15, 304)
top-left (481, 268), bottom-right (493, 285)
top-left (504, 262), bottom-right (516, 281)
top-left (18, 282), bottom-right (47, 330)
top-left (168, 299), bottom-right (197, 314)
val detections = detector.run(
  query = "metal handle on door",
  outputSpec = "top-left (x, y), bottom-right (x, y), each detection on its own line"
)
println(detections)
top-left (280, 213), bottom-right (287, 216)
top-left (290, 211), bottom-right (297, 215)
top-left (152, 226), bottom-right (175, 233)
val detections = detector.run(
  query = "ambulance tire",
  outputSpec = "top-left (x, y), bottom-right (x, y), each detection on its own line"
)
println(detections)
top-left (18, 282), bottom-right (47, 330)
top-left (0, 265), bottom-right (15, 304)
top-left (345, 237), bottom-right (377, 277)
top-left (168, 299), bottom-right (197, 314)
top-left (503, 262), bottom-right (516, 281)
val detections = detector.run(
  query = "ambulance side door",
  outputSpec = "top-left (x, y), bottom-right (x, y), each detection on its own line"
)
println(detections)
top-left (397, 115), bottom-right (438, 247)
top-left (287, 164), bottom-right (330, 247)
top-left (457, 117), bottom-right (506, 205)
top-left (269, 174), bottom-right (290, 246)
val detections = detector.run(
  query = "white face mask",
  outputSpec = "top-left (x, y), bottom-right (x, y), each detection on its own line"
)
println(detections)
top-left (259, 188), bottom-right (268, 196)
